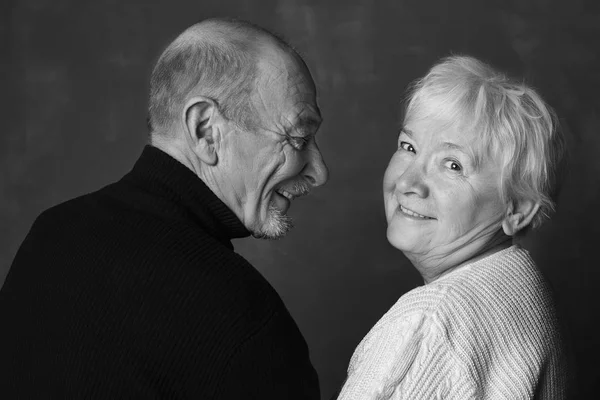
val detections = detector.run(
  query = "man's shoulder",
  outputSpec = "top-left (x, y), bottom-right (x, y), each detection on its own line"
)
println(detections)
top-left (31, 181), bottom-right (123, 226)
top-left (18, 180), bottom-right (294, 335)
top-left (119, 232), bottom-right (297, 354)
top-left (173, 241), bottom-right (288, 323)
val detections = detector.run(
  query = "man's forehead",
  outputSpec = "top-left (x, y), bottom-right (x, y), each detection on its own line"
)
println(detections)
top-left (251, 47), bottom-right (320, 128)
top-left (252, 72), bottom-right (318, 109)
top-left (254, 38), bottom-right (314, 83)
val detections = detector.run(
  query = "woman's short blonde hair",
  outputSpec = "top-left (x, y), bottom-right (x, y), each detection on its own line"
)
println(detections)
top-left (404, 55), bottom-right (566, 229)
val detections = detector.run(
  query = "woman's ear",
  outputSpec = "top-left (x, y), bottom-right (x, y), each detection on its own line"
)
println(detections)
top-left (502, 200), bottom-right (540, 236)
top-left (183, 97), bottom-right (221, 166)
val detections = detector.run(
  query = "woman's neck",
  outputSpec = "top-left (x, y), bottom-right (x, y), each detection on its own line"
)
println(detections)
top-left (409, 231), bottom-right (513, 284)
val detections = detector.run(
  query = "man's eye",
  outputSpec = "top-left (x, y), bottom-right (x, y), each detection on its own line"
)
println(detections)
top-left (289, 136), bottom-right (309, 150)
top-left (399, 141), bottom-right (415, 153)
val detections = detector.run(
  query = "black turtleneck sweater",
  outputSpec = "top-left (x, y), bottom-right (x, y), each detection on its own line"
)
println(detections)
top-left (0, 146), bottom-right (320, 399)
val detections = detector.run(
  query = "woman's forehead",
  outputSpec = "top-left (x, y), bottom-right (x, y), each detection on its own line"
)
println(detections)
top-left (403, 115), bottom-right (476, 143)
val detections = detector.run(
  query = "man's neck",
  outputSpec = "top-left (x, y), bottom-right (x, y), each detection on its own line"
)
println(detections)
top-left (150, 137), bottom-right (234, 221)
top-left (151, 137), bottom-right (198, 173)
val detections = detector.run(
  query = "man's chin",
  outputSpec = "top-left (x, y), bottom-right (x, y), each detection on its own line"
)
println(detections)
top-left (251, 205), bottom-right (294, 240)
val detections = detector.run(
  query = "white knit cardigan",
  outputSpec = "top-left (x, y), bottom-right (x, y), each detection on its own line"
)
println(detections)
top-left (338, 245), bottom-right (567, 399)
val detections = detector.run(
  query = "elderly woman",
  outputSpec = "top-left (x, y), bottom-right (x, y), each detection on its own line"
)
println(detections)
top-left (338, 56), bottom-right (568, 399)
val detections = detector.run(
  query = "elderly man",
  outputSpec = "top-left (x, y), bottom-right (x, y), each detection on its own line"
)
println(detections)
top-left (0, 19), bottom-right (328, 398)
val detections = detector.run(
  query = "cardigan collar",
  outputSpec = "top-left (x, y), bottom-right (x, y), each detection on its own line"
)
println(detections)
top-left (125, 145), bottom-right (251, 246)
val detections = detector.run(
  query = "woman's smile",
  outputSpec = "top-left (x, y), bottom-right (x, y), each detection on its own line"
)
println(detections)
top-left (397, 204), bottom-right (435, 220)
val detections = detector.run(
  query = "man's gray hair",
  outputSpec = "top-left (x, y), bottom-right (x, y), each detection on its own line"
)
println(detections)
top-left (147, 18), bottom-right (291, 136)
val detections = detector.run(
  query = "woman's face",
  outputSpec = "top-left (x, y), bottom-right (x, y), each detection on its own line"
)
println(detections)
top-left (383, 117), bottom-right (507, 263)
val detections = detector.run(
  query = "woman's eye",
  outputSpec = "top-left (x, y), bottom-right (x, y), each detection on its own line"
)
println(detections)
top-left (399, 141), bottom-right (415, 153)
top-left (445, 160), bottom-right (462, 172)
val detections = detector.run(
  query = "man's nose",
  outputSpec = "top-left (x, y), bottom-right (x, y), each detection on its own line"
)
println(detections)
top-left (302, 142), bottom-right (329, 187)
top-left (396, 161), bottom-right (429, 198)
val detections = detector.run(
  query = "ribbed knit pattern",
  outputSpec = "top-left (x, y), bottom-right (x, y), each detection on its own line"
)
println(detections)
top-left (0, 145), bottom-right (320, 399)
top-left (338, 246), bottom-right (567, 399)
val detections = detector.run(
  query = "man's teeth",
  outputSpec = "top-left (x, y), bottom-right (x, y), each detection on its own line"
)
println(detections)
top-left (277, 190), bottom-right (294, 200)
top-left (400, 205), bottom-right (430, 219)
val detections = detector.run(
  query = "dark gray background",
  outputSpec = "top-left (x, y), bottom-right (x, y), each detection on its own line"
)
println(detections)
top-left (3, 0), bottom-right (599, 397)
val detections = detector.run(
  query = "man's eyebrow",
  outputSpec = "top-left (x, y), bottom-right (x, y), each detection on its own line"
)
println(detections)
top-left (294, 116), bottom-right (322, 135)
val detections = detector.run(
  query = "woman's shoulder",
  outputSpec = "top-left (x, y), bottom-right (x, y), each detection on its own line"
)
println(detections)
top-left (385, 245), bottom-right (556, 336)
top-left (439, 245), bottom-right (552, 309)
top-left (367, 244), bottom-right (558, 343)
top-left (425, 245), bottom-right (561, 358)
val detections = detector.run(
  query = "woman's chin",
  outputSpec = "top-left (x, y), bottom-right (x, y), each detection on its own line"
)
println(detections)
top-left (386, 224), bottom-right (417, 253)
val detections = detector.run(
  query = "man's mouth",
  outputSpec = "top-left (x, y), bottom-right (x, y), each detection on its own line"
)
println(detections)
top-left (275, 189), bottom-right (296, 201)
top-left (274, 182), bottom-right (311, 202)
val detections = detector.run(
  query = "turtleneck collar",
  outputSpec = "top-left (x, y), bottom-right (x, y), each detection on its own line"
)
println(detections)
top-left (123, 145), bottom-right (251, 246)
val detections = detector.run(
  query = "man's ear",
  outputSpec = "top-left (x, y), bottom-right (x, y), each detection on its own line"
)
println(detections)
top-left (502, 199), bottom-right (540, 236)
top-left (183, 97), bottom-right (221, 166)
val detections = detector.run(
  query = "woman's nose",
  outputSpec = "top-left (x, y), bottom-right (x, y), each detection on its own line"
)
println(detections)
top-left (396, 162), bottom-right (429, 198)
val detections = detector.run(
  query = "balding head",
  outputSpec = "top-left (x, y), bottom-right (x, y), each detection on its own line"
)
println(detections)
top-left (147, 18), bottom-right (299, 139)
top-left (147, 19), bottom-right (327, 240)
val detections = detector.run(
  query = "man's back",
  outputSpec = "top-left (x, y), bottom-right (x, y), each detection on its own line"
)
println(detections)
top-left (0, 146), bottom-right (320, 398)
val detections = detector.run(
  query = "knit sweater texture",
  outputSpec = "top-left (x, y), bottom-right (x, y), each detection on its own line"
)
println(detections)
top-left (0, 145), bottom-right (320, 399)
top-left (338, 245), bottom-right (567, 399)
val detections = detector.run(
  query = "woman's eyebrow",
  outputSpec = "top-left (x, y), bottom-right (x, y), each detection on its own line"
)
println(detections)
top-left (441, 142), bottom-right (473, 160)
top-left (441, 142), bottom-right (481, 168)
top-left (441, 141), bottom-right (466, 151)
top-left (399, 127), bottom-right (415, 138)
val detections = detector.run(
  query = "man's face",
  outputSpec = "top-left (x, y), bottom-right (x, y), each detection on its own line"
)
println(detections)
top-left (218, 46), bottom-right (328, 239)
